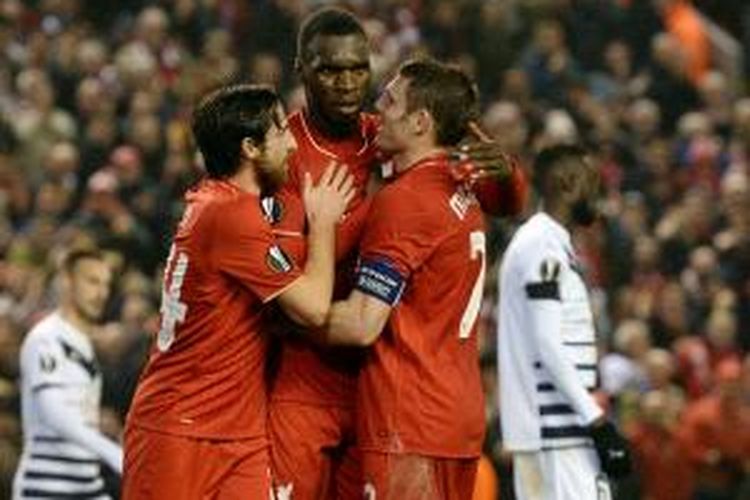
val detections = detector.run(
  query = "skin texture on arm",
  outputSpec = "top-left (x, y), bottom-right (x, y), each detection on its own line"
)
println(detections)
top-left (324, 290), bottom-right (392, 346)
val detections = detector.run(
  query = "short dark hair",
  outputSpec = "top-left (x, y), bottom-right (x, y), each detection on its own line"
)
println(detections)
top-left (191, 84), bottom-right (281, 179)
top-left (398, 59), bottom-right (479, 146)
top-left (533, 143), bottom-right (589, 195)
top-left (297, 8), bottom-right (366, 64)
top-left (61, 248), bottom-right (106, 274)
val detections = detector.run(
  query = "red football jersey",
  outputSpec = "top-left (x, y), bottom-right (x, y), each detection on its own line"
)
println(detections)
top-left (268, 110), bottom-right (379, 406)
top-left (354, 154), bottom-right (487, 457)
top-left (127, 179), bottom-right (301, 440)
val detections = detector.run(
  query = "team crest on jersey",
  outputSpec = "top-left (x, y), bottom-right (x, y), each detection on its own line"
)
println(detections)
top-left (260, 197), bottom-right (284, 225)
top-left (39, 354), bottom-right (57, 373)
top-left (266, 244), bottom-right (293, 273)
top-left (539, 258), bottom-right (562, 282)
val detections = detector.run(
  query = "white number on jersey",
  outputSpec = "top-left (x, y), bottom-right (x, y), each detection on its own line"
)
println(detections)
top-left (459, 231), bottom-right (486, 339)
top-left (157, 245), bottom-right (189, 352)
top-left (364, 482), bottom-right (377, 500)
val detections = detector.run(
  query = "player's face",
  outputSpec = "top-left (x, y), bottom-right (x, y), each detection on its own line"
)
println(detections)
top-left (69, 258), bottom-right (112, 324)
top-left (258, 105), bottom-right (297, 192)
top-left (301, 33), bottom-right (371, 126)
top-left (375, 75), bottom-right (413, 153)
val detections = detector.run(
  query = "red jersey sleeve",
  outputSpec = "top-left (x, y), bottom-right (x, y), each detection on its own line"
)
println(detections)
top-left (355, 184), bottom-right (446, 305)
top-left (473, 160), bottom-right (528, 217)
top-left (212, 197), bottom-right (302, 303)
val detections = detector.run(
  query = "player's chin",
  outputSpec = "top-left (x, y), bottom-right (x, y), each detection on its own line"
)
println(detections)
top-left (82, 305), bottom-right (104, 323)
top-left (266, 171), bottom-right (288, 193)
top-left (329, 104), bottom-right (361, 123)
top-left (375, 134), bottom-right (397, 154)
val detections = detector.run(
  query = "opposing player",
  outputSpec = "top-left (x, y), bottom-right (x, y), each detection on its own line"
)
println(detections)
top-left (14, 248), bottom-right (122, 499)
top-left (267, 9), bottom-right (528, 499)
top-left (497, 144), bottom-right (631, 499)
top-left (122, 84), bottom-right (354, 499)
top-left (320, 59), bottom-right (487, 500)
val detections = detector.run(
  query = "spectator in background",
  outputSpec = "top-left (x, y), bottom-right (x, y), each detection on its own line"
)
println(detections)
top-left (680, 360), bottom-right (750, 499)
top-left (629, 389), bottom-right (694, 500)
top-left (656, 0), bottom-right (711, 87)
top-left (600, 319), bottom-right (651, 399)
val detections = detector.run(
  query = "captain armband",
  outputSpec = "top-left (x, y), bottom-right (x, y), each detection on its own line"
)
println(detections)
top-left (354, 257), bottom-right (406, 306)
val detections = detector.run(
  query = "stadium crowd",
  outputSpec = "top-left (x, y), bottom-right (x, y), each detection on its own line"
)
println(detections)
top-left (0, 0), bottom-right (749, 498)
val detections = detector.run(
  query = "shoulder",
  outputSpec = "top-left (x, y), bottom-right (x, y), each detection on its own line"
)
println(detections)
top-left (23, 315), bottom-right (60, 345)
top-left (209, 190), bottom-right (265, 229)
top-left (504, 215), bottom-right (565, 275)
top-left (21, 315), bottom-right (63, 360)
top-left (370, 174), bottom-right (440, 228)
top-left (288, 110), bottom-right (305, 136)
top-left (512, 215), bottom-right (562, 253)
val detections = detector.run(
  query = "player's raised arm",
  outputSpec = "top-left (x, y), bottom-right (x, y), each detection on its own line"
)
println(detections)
top-left (276, 163), bottom-right (355, 327)
top-left (451, 121), bottom-right (529, 217)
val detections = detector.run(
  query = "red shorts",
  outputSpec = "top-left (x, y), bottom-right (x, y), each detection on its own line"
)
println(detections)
top-left (361, 452), bottom-right (478, 500)
top-left (268, 401), bottom-right (360, 500)
top-left (122, 425), bottom-right (270, 500)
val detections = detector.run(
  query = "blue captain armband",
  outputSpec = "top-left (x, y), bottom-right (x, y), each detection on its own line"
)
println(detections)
top-left (355, 257), bottom-right (406, 306)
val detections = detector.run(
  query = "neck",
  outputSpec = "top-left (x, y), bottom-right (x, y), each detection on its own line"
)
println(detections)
top-left (227, 162), bottom-right (261, 195)
top-left (393, 144), bottom-right (445, 173)
top-left (306, 104), bottom-right (358, 140)
top-left (59, 304), bottom-right (93, 337)
top-left (542, 199), bottom-right (572, 231)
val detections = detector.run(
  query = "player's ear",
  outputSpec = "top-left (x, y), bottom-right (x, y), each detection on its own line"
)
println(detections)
top-left (240, 137), bottom-right (261, 161)
top-left (560, 167), bottom-right (585, 202)
top-left (413, 109), bottom-right (433, 137)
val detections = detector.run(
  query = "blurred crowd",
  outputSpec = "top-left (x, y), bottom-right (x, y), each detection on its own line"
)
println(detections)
top-left (0, 0), bottom-right (748, 499)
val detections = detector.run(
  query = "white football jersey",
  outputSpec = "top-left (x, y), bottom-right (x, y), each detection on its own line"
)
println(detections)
top-left (13, 312), bottom-right (111, 499)
top-left (498, 213), bottom-right (602, 452)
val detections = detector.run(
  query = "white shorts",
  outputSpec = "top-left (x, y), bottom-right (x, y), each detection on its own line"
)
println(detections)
top-left (512, 447), bottom-right (612, 500)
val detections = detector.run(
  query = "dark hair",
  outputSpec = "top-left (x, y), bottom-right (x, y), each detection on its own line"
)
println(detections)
top-left (191, 84), bottom-right (281, 179)
top-left (533, 143), bottom-right (589, 195)
top-left (61, 248), bottom-right (106, 274)
top-left (297, 8), bottom-right (366, 64)
top-left (398, 59), bottom-right (479, 146)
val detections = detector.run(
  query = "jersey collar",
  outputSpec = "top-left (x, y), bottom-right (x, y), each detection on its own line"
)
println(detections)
top-left (538, 212), bottom-right (573, 251)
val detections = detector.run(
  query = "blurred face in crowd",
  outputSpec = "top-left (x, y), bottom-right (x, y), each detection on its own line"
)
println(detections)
top-left (644, 349), bottom-right (675, 390)
top-left (64, 257), bottom-right (113, 324)
top-left (255, 104), bottom-right (297, 191)
top-left (300, 33), bottom-right (371, 129)
top-left (483, 101), bottom-right (528, 153)
top-left (640, 390), bottom-right (680, 429)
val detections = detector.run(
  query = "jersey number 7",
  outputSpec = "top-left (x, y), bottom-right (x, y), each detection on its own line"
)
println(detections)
top-left (459, 231), bottom-right (486, 339)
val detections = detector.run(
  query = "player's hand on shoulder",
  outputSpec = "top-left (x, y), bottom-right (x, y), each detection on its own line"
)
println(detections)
top-left (589, 419), bottom-right (633, 479)
top-left (303, 162), bottom-right (356, 227)
top-left (449, 121), bottom-right (517, 182)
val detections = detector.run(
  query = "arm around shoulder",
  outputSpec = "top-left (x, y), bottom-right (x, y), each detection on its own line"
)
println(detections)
top-left (324, 290), bottom-right (391, 346)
